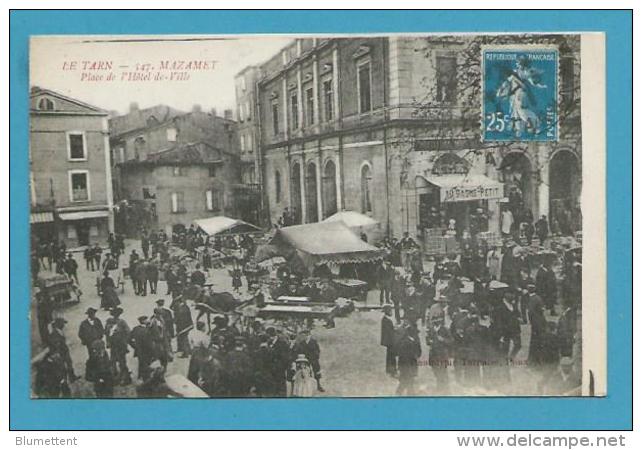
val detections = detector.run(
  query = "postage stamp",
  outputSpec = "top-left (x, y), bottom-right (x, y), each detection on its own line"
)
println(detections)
top-left (482, 46), bottom-right (559, 142)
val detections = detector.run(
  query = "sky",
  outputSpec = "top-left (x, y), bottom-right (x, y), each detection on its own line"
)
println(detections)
top-left (30, 35), bottom-right (294, 115)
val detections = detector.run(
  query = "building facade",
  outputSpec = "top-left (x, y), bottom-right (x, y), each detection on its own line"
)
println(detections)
top-left (234, 66), bottom-right (264, 226)
top-left (248, 35), bottom-right (582, 244)
top-left (30, 87), bottom-right (114, 248)
top-left (110, 104), bottom-right (241, 235)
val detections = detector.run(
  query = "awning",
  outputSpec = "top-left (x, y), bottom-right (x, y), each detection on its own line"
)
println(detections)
top-left (270, 221), bottom-right (382, 269)
top-left (30, 212), bottom-right (54, 224)
top-left (423, 174), bottom-right (503, 203)
top-left (322, 210), bottom-right (379, 228)
top-left (194, 216), bottom-right (262, 236)
top-left (58, 210), bottom-right (109, 221)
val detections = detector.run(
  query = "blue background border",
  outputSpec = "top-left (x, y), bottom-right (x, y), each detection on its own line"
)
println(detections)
top-left (10, 10), bottom-right (632, 430)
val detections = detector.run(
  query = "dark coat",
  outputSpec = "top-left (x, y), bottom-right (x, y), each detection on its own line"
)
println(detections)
top-left (397, 333), bottom-right (421, 378)
top-left (105, 317), bottom-right (131, 355)
top-left (380, 315), bottom-right (395, 348)
top-left (427, 324), bottom-right (452, 366)
top-left (535, 266), bottom-right (557, 300)
top-left (146, 262), bottom-right (159, 282)
top-left (190, 270), bottom-right (206, 286)
top-left (159, 308), bottom-right (175, 338)
top-left (129, 325), bottom-right (154, 360)
top-left (174, 303), bottom-right (194, 335)
top-left (78, 318), bottom-right (104, 347)
top-left (491, 301), bottom-right (521, 343)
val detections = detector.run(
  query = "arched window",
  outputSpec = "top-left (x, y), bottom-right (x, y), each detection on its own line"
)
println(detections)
top-left (361, 164), bottom-right (372, 213)
top-left (275, 170), bottom-right (282, 203)
top-left (37, 97), bottom-right (55, 111)
top-left (306, 162), bottom-right (318, 222)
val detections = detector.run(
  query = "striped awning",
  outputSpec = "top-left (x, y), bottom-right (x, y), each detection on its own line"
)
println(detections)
top-left (30, 212), bottom-right (54, 224)
top-left (58, 210), bottom-right (109, 221)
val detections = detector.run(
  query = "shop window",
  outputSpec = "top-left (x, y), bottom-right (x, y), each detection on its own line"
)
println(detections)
top-left (208, 166), bottom-right (217, 178)
top-left (436, 56), bottom-right (457, 103)
top-left (67, 132), bottom-right (86, 160)
top-left (69, 171), bottom-right (89, 202)
top-left (360, 164), bottom-right (372, 213)
top-left (357, 61), bottom-right (372, 113)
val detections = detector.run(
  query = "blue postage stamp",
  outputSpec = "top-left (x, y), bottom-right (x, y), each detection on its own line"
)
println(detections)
top-left (482, 47), bottom-right (558, 141)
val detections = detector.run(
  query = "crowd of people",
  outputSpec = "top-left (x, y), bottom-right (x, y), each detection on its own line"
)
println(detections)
top-left (375, 227), bottom-right (581, 395)
top-left (33, 213), bottom-right (581, 398)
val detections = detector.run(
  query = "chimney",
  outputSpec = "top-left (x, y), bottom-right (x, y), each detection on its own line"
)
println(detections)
top-left (129, 102), bottom-right (139, 113)
top-left (224, 109), bottom-right (233, 120)
top-left (192, 104), bottom-right (202, 113)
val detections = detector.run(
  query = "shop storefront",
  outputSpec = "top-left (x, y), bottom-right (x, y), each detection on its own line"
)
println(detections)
top-left (57, 209), bottom-right (110, 248)
top-left (415, 173), bottom-right (504, 253)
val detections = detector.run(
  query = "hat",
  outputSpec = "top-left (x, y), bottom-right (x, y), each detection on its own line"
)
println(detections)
top-left (155, 299), bottom-right (165, 305)
top-left (382, 304), bottom-right (393, 312)
top-left (85, 307), bottom-right (98, 315)
top-left (137, 315), bottom-right (149, 323)
top-left (110, 306), bottom-right (124, 316)
top-left (295, 354), bottom-right (309, 364)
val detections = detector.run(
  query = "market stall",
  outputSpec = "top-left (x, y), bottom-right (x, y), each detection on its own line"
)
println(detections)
top-left (269, 221), bottom-right (383, 276)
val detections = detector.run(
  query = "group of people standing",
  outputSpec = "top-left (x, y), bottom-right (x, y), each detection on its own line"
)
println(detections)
top-left (377, 234), bottom-right (579, 396)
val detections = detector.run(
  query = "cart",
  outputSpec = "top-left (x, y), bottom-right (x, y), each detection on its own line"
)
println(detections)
top-left (36, 273), bottom-right (81, 307)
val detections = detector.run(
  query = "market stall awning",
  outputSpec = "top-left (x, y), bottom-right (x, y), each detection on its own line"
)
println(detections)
top-left (422, 174), bottom-right (503, 203)
top-left (322, 210), bottom-right (379, 228)
top-left (58, 210), bottom-right (109, 221)
top-left (30, 212), bottom-right (54, 224)
top-left (194, 216), bottom-right (261, 236)
top-left (270, 221), bottom-right (382, 269)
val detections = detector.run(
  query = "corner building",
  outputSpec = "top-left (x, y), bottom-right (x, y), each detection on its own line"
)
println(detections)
top-left (250, 35), bottom-right (582, 245)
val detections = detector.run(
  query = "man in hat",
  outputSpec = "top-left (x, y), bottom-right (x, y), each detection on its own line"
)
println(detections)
top-left (129, 315), bottom-right (154, 380)
top-left (190, 263), bottom-right (206, 287)
top-left (535, 260), bottom-right (558, 315)
top-left (535, 215), bottom-right (549, 245)
top-left (155, 299), bottom-right (175, 341)
top-left (187, 321), bottom-right (211, 385)
top-left (225, 336), bottom-right (253, 397)
top-left (427, 314), bottom-right (451, 394)
top-left (380, 304), bottom-right (397, 377)
top-left (92, 243), bottom-right (103, 272)
top-left (85, 339), bottom-right (115, 398)
top-left (266, 326), bottom-right (291, 397)
top-left (47, 317), bottom-right (79, 384)
top-left (527, 283), bottom-right (547, 366)
top-left (174, 296), bottom-right (194, 358)
top-left (105, 307), bottom-right (132, 385)
top-left (63, 253), bottom-right (79, 284)
top-left (78, 307), bottom-right (104, 358)
top-left (292, 329), bottom-right (324, 392)
top-left (377, 260), bottom-right (394, 306)
top-left (146, 257), bottom-right (160, 295)
top-left (491, 290), bottom-right (522, 362)
top-left (396, 321), bottom-right (422, 395)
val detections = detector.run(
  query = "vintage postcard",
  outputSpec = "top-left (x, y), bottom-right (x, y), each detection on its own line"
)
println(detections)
top-left (28, 32), bottom-right (605, 399)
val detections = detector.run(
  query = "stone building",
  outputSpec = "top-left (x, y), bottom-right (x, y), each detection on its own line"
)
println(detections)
top-left (234, 66), bottom-right (264, 226)
top-left (246, 35), bottom-right (582, 244)
top-left (110, 104), bottom-right (240, 235)
top-left (29, 87), bottom-right (114, 248)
